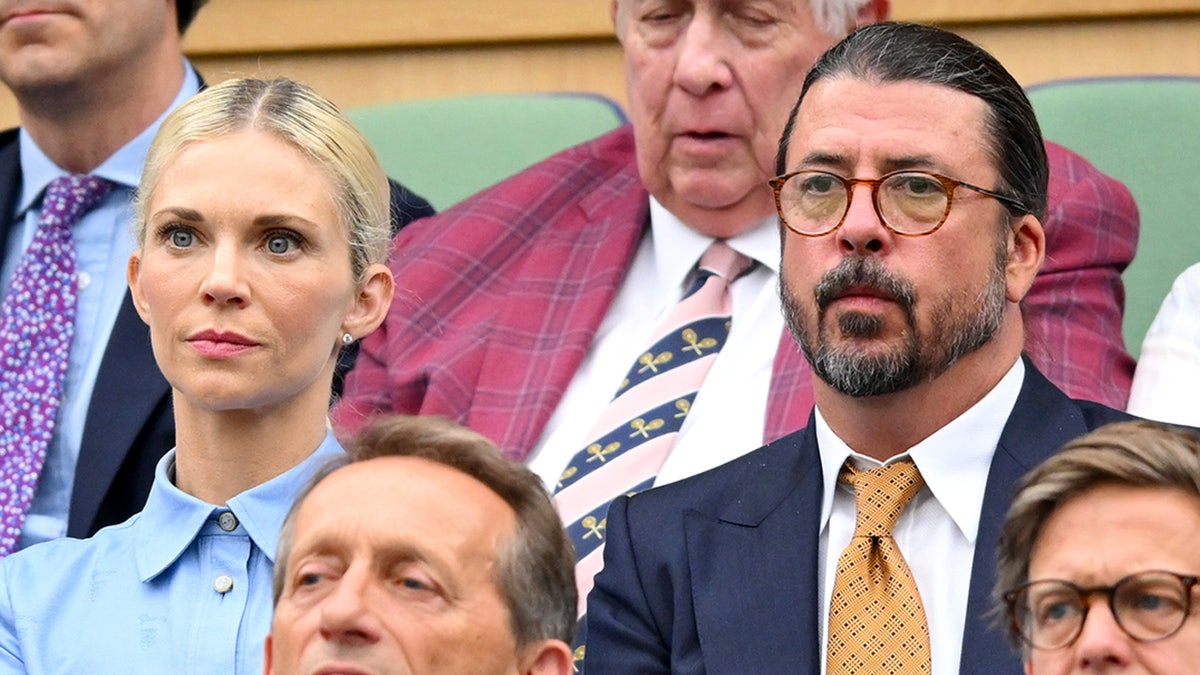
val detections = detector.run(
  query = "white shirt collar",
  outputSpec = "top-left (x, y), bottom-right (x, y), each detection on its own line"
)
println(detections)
top-left (646, 195), bottom-right (780, 300)
top-left (816, 357), bottom-right (1025, 543)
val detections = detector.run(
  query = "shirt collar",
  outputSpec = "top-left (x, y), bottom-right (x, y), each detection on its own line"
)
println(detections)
top-left (15, 58), bottom-right (202, 216)
top-left (134, 429), bottom-right (346, 582)
top-left (816, 357), bottom-right (1024, 543)
top-left (646, 195), bottom-right (780, 300)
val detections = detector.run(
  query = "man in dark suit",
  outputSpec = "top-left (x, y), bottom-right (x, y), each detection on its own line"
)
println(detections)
top-left (0, 0), bottom-right (432, 550)
top-left (585, 22), bottom-right (1132, 674)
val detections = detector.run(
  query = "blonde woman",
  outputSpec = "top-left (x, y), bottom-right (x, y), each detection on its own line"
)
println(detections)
top-left (0, 77), bottom-right (393, 673)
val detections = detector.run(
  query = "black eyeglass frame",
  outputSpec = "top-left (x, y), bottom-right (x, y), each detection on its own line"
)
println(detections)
top-left (1003, 570), bottom-right (1200, 651)
top-left (768, 169), bottom-right (1030, 238)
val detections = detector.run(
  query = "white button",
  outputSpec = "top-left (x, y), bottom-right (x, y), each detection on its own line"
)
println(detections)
top-left (217, 512), bottom-right (238, 531)
top-left (214, 575), bottom-right (234, 594)
top-left (77, 272), bottom-right (91, 290)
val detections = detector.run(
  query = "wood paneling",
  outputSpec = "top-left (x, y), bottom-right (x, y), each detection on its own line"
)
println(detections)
top-left (1, 1), bottom-right (1198, 127)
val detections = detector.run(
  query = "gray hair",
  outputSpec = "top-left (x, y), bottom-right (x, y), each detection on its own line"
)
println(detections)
top-left (810, 0), bottom-right (873, 37)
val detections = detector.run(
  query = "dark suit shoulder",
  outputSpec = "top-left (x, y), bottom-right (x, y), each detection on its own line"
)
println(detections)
top-left (1074, 397), bottom-right (1136, 428)
top-left (624, 425), bottom-right (818, 526)
top-left (386, 178), bottom-right (435, 233)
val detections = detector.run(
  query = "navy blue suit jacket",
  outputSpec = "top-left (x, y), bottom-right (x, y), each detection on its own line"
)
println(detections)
top-left (0, 126), bottom-right (433, 538)
top-left (587, 361), bottom-right (1132, 674)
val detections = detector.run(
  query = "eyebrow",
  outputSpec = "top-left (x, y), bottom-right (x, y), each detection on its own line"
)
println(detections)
top-left (149, 208), bottom-right (323, 231)
top-left (150, 206), bottom-right (203, 222)
top-left (794, 152), bottom-right (943, 175)
top-left (252, 213), bottom-right (323, 230)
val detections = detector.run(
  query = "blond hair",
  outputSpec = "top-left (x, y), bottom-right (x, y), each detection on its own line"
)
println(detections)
top-left (135, 77), bottom-right (390, 282)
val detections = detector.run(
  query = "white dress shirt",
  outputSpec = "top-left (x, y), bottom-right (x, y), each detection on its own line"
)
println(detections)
top-left (526, 197), bottom-right (786, 490)
top-left (1128, 262), bottom-right (1200, 426)
top-left (816, 358), bottom-right (1024, 675)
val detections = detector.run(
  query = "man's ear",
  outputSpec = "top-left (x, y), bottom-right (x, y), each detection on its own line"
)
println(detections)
top-left (856, 0), bottom-right (891, 26)
top-left (611, 0), bottom-right (623, 40)
top-left (1005, 214), bottom-right (1046, 303)
top-left (519, 639), bottom-right (575, 675)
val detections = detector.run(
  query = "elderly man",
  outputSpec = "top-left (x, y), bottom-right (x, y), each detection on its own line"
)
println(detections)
top-left (338, 0), bottom-right (1134, 481)
top-left (585, 22), bottom-right (1133, 673)
top-left (996, 421), bottom-right (1200, 673)
top-left (0, 0), bottom-right (431, 553)
top-left (265, 415), bottom-right (576, 675)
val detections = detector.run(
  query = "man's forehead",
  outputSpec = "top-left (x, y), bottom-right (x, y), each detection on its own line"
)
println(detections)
top-left (313, 456), bottom-right (477, 500)
top-left (306, 456), bottom-right (516, 529)
top-left (785, 77), bottom-right (992, 170)
top-left (295, 457), bottom-right (517, 553)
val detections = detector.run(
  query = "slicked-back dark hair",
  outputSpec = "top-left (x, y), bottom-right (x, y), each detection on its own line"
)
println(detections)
top-left (776, 21), bottom-right (1048, 221)
top-left (175, 0), bottom-right (210, 33)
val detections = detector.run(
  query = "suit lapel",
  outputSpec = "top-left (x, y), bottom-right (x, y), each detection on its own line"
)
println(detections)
top-left (469, 169), bottom-right (648, 459)
top-left (69, 292), bottom-right (171, 535)
top-left (0, 129), bottom-right (23, 251)
top-left (687, 424), bottom-right (824, 673)
top-left (960, 363), bottom-right (1091, 674)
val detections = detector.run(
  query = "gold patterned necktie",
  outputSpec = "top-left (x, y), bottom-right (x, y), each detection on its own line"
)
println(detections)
top-left (827, 458), bottom-right (931, 675)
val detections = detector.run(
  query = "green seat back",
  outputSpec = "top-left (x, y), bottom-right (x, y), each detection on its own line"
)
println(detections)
top-left (1026, 76), bottom-right (1200, 357)
top-left (347, 92), bottom-right (627, 211)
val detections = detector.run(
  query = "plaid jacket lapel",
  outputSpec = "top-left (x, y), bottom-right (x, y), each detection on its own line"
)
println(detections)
top-left (469, 150), bottom-right (649, 460)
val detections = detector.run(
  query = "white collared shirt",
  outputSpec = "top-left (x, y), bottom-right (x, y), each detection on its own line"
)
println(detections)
top-left (816, 358), bottom-right (1025, 675)
top-left (1128, 261), bottom-right (1200, 426)
top-left (526, 197), bottom-right (786, 489)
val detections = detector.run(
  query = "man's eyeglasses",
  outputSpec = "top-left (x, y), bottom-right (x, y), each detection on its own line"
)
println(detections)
top-left (768, 170), bottom-right (1029, 238)
top-left (1004, 570), bottom-right (1200, 650)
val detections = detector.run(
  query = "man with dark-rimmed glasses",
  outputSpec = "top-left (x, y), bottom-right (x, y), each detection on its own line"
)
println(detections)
top-left (586, 22), bottom-right (1133, 674)
top-left (997, 420), bottom-right (1200, 673)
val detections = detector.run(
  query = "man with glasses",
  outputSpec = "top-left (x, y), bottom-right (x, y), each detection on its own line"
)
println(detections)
top-left (997, 420), bottom-right (1200, 672)
top-left (586, 22), bottom-right (1132, 673)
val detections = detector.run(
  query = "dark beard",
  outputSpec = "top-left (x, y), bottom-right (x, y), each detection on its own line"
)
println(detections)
top-left (780, 255), bottom-right (1007, 397)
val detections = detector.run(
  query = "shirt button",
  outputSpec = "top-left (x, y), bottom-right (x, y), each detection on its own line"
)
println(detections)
top-left (77, 272), bottom-right (91, 291)
top-left (217, 512), bottom-right (238, 531)
top-left (214, 575), bottom-right (234, 594)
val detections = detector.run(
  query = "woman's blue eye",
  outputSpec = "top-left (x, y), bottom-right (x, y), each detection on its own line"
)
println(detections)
top-left (171, 230), bottom-right (194, 247)
top-left (267, 234), bottom-right (294, 254)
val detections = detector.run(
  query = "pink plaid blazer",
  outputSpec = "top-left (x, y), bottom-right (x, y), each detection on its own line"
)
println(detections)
top-left (335, 126), bottom-right (1137, 461)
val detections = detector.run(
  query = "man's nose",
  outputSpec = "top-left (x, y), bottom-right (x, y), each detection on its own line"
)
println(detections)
top-left (673, 14), bottom-right (734, 96)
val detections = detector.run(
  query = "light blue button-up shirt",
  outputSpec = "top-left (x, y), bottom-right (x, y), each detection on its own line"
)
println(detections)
top-left (0, 429), bottom-right (343, 674)
top-left (3, 62), bottom-right (201, 550)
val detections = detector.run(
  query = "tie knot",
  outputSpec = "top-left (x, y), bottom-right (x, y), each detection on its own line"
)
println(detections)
top-left (42, 174), bottom-right (114, 227)
top-left (840, 459), bottom-right (925, 538)
top-left (697, 240), bottom-right (753, 282)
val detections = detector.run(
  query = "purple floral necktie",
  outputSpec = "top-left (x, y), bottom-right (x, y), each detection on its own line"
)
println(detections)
top-left (0, 174), bottom-right (113, 556)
